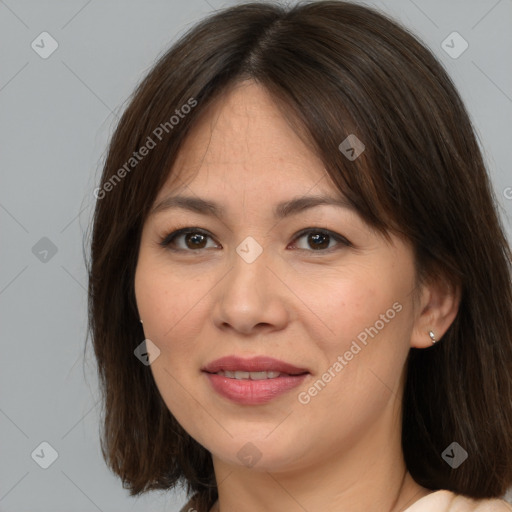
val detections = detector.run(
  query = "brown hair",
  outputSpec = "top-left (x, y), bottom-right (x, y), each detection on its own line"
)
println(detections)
top-left (86, 1), bottom-right (512, 509)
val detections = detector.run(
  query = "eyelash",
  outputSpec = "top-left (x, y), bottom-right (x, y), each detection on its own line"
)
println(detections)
top-left (158, 226), bottom-right (352, 254)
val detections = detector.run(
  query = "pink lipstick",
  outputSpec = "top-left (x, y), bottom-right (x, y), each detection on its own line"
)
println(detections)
top-left (202, 356), bottom-right (309, 405)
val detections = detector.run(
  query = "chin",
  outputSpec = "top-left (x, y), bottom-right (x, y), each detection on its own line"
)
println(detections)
top-left (200, 427), bottom-right (311, 473)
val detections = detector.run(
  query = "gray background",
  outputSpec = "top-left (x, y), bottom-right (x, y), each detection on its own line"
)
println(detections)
top-left (1, 0), bottom-right (511, 510)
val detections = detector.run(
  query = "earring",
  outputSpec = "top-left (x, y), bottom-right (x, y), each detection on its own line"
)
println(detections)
top-left (428, 330), bottom-right (436, 344)
top-left (140, 319), bottom-right (143, 324)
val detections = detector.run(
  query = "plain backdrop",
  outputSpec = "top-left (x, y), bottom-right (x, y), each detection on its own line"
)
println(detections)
top-left (1, 0), bottom-right (511, 510)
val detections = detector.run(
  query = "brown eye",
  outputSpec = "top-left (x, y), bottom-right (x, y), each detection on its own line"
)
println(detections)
top-left (291, 229), bottom-right (351, 252)
top-left (159, 228), bottom-right (219, 251)
top-left (160, 227), bottom-right (351, 254)
top-left (307, 232), bottom-right (330, 250)
top-left (184, 232), bottom-right (208, 249)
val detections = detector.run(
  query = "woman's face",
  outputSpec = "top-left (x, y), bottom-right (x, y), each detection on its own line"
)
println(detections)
top-left (135, 80), bottom-right (424, 473)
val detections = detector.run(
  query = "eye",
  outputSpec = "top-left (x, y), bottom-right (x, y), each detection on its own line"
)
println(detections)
top-left (290, 228), bottom-right (351, 252)
top-left (159, 227), bottom-right (351, 253)
top-left (159, 227), bottom-right (219, 251)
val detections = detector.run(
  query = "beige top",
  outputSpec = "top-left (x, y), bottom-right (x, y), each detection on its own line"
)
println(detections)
top-left (180, 491), bottom-right (512, 512)
top-left (403, 490), bottom-right (512, 511)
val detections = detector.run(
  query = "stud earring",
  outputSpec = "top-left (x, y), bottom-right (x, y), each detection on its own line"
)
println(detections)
top-left (140, 319), bottom-right (143, 324)
top-left (428, 330), bottom-right (436, 344)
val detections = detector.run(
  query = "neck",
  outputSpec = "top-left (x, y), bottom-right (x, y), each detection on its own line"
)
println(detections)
top-left (212, 464), bottom-right (427, 512)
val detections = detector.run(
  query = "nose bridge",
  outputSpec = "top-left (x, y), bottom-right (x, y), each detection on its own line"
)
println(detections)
top-left (235, 234), bottom-right (265, 266)
top-left (227, 234), bottom-right (271, 294)
top-left (213, 233), bottom-right (288, 333)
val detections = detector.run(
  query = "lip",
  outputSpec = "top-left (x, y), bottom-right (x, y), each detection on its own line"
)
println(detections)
top-left (202, 356), bottom-right (309, 375)
top-left (202, 356), bottom-right (310, 405)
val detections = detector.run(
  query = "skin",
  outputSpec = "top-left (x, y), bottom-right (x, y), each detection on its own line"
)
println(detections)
top-left (134, 80), bottom-right (460, 512)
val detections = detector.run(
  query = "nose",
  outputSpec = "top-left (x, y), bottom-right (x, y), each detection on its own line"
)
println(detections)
top-left (212, 241), bottom-right (290, 335)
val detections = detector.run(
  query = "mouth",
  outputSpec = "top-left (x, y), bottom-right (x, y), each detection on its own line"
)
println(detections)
top-left (202, 356), bottom-right (310, 405)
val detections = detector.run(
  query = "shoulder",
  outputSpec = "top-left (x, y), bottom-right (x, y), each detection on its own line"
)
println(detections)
top-left (179, 496), bottom-right (199, 512)
top-left (405, 490), bottom-right (512, 512)
top-left (452, 495), bottom-right (512, 512)
top-left (179, 493), bottom-right (208, 512)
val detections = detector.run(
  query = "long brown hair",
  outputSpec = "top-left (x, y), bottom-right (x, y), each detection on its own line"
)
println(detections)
top-left (87, 1), bottom-right (512, 510)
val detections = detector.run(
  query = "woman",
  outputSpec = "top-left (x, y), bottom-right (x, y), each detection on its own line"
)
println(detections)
top-left (87, 2), bottom-right (512, 511)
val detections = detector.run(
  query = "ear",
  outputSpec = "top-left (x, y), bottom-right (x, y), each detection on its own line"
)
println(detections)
top-left (410, 275), bottom-right (461, 349)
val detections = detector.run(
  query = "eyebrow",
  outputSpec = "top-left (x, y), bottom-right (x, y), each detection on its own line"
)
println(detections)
top-left (150, 193), bottom-right (356, 219)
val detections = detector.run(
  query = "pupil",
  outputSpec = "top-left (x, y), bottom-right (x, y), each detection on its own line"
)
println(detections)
top-left (186, 233), bottom-right (206, 249)
top-left (310, 233), bottom-right (329, 250)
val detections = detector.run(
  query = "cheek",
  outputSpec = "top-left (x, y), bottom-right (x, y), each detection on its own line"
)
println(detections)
top-left (297, 264), bottom-right (413, 399)
top-left (135, 261), bottom-right (205, 426)
top-left (135, 253), bottom-right (204, 346)
top-left (299, 265), bottom-right (397, 354)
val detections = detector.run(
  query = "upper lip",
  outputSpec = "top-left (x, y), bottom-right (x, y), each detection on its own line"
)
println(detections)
top-left (202, 356), bottom-right (309, 375)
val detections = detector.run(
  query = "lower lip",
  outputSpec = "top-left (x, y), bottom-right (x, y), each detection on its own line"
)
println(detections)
top-left (204, 372), bottom-right (309, 405)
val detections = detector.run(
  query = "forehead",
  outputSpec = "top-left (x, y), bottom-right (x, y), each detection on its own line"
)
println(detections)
top-left (159, 80), bottom-right (333, 197)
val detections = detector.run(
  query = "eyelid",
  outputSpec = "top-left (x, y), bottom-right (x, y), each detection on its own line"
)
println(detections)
top-left (159, 226), bottom-right (352, 253)
top-left (291, 227), bottom-right (352, 249)
top-left (159, 226), bottom-right (212, 248)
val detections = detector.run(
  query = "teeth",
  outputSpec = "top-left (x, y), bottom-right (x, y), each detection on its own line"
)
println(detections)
top-left (216, 370), bottom-right (282, 379)
top-left (250, 371), bottom-right (272, 380)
